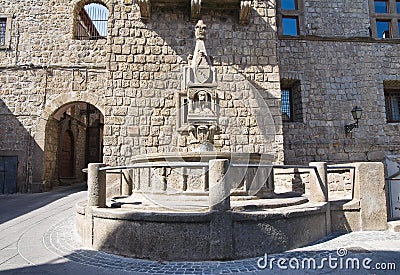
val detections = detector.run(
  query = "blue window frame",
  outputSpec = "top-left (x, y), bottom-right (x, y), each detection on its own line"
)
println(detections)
top-left (375, 0), bottom-right (389, 13)
top-left (283, 17), bottom-right (299, 36)
top-left (377, 20), bottom-right (391, 38)
top-left (282, 0), bottom-right (297, 10)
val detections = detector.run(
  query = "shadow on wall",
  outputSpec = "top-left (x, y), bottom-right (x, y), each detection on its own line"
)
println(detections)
top-left (0, 98), bottom-right (43, 193)
top-left (132, 5), bottom-right (281, 156)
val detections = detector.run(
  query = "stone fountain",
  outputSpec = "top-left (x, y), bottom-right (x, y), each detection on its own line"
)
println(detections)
top-left (76, 20), bottom-right (330, 261)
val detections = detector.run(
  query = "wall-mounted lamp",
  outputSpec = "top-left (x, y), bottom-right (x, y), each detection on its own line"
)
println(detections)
top-left (344, 106), bottom-right (363, 134)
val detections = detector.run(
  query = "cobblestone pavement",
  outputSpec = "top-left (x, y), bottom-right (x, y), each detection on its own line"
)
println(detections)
top-left (1, 185), bottom-right (400, 274)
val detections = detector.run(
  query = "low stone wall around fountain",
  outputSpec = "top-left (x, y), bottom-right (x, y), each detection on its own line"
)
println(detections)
top-left (76, 202), bottom-right (328, 261)
top-left (76, 159), bottom-right (388, 261)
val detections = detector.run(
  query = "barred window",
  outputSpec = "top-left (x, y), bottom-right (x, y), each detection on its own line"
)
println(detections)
top-left (281, 79), bottom-right (303, 123)
top-left (383, 81), bottom-right (400, 122)
top-left (0, 18), bottom-right (6, 46)
top-left (0, 15), bottom-right (11, 49)
top-left (375, 0), bottom-right (389, 13)
top-left (75, 3), bottom-right (108, 40)
top-left (281, 89), bottom-right (292, 121)
top-left (385, 90), bottom-right (400, 122)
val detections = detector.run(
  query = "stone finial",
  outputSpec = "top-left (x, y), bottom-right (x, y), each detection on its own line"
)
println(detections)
top-left (195, 20), bottom-right (207, 41)
top-left (191, 0), bottom-right (202, 22)
top-left (138, 0), bottom-right (151, 23)
top-left (182, 20), bottom-right (217, 87)
top-left (239, 0), bottom-right (252, 25)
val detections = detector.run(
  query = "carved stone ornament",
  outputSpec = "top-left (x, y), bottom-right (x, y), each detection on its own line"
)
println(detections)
top-left (180, 21), bottom-right (219, 151)
top-left (72, 69), bottom-right (87, 91)
top-left (182, 20), bottom-right (217, 88)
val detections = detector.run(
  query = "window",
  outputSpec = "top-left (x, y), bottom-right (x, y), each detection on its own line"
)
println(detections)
top-left (282, 0), bottom-right (297, 10)
top-left (282, 17), bottom-right (299, 36)
top-left (377, 20), bottom-right (391, 38)
top-left (375, 0), bottom-right (388, 13)
top-left (281, 89), bottom-right (292, 121)
top-left (278, 0), bottom-right (302, 36)
top-left (384, 81), bottom-right (400, 122)
top-left (0, 14), bottom-right (12, 49)
top-left (177, 93), bottom-right (189, 129)
top-left (74, 3), bottom-right (108, 40)
top-left (370, 0), bottom-right (400, 38)
top-left (281, 79), bottom-right (302, 122)
top-left (0, 18), bottom-right (6, 46)
top-left (385, 90), bottom-right (400, 122)
top-left (398, 20), bottom-right (400, 36)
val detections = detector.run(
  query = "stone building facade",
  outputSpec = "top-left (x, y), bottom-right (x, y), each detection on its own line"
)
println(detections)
top-left (279, 0), bottom-right (400, 166)
top-left (0, 0), bottom-right (282, 193)
top-left (1, 0), bottom-right (400, 193)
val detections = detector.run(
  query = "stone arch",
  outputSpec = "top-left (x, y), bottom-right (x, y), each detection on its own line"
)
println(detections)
top-left (72, 0), bottom-right (112, 10)
top-left (34, 92), bottom-right (105, 150)
top-left (33, 93), bottom-right (105, 189)
top-left (72, 0), bottom-right (111, 39)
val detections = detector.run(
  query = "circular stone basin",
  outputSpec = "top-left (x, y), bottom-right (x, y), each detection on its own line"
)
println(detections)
top-left (76, 152), bottom-right (329, 261)
top-left (76, 199), bottom-right (328, 261)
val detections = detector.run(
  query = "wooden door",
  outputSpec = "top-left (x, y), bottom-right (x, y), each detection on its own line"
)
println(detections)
top-left (0, 156), bottom-right (18, 194)
top-left (60, 131), bottom-right (74, 178)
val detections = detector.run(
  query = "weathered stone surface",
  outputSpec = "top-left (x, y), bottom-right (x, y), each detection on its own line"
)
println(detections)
top-left (309, 162), bottom-right (328, 203)
top-left (353, 162), bottom-right (387, 231)
top-left (208, 159), bottom-right (230, 211)
top-left (87, 163), bottom-right (107, 207)
top-left (78, 201), bottom-right (328, 261)
top-left (1, 0), bottom-right (284, 193)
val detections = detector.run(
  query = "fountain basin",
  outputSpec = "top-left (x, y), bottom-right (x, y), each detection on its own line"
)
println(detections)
top-left (77, 152), bottom-right (329, 261)
top-left (76, 201), bottom-right (329, 261)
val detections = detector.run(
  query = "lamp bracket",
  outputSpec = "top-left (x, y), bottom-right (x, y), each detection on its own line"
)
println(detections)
top-left (344, 121), bottom-right (359, 134)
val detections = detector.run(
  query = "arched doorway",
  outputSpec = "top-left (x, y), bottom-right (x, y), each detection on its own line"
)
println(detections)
top-left (44, 102), bottom-right (104, 187)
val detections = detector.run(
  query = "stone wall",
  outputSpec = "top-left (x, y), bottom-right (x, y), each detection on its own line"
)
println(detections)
top-left (279, 0), bottom-right (400, 164)
top-left (301, 0), bottom-right (370, 37)
top-left (0, 0), bottom-right (284, 192)
top-left (104, 1), bottom-right (284, 166)
top-left (0, 0), bottom-right (108, 191)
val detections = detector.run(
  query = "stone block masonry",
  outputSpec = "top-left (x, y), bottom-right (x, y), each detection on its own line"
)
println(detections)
top-left (279, 0), bottom-right (400, 165)
top-left (0, 0), bottom-right (284, 192)
top-left (105, 2), bottom-right (284, 166)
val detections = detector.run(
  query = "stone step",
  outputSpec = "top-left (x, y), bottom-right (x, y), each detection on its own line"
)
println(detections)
top-left (388, 220), bottom-right (400, 232)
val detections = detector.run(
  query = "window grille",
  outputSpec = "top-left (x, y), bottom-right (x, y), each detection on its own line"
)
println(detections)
top-left (75, 3), bottom-right (108, 40)
top-left (0, 18), bottom-right (6, 46)
top-left (385, 90), bottom-right (400, 122)
top-left (281, 79), bottom-right (303, 123)
top-left (281, 90), bottom-right (292, 122)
